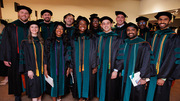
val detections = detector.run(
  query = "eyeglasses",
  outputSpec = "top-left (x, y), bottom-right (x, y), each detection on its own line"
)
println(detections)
top-left (139, 22), bottom-right (146, 25)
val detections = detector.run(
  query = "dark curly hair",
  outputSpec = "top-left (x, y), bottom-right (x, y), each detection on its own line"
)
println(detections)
top-left (72, 16), bottom-right (92, 40)
top-left (47, 22), bottom-right (70, 54)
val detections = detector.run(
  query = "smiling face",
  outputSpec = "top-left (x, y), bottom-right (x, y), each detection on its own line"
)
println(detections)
top-left (65, 15), bottom-right (74, 27)
top-left (18, 9), bottom-right (30, 23)
top-left (30, 24), bottom-right (39, 36)
top-left (126, 26), bottom-right (138, 39)
top-left (116, 14), bottom-right (125, 26)
top-left (42, 12), bottom-right (51, 23)
top-left (157, 15), bottom-right (171, 30)
top-left (138, 20), bottom-right (146, 29)
top-left (101, 19), bottom-right (112, 33)
top-left (79, 20), bottom-right (87, 34)
top-left (56, 25), bottom-right (64, 37)
top-left (92, 18), bottom-right (99, 28)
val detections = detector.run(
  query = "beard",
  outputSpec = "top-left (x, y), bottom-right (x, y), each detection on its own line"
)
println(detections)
top-left (127, 33), bottom-right (137, 39)
top-left (159, 23), bottom-right (169, 29)
top-left (44, 17), bottom-right (51, 22)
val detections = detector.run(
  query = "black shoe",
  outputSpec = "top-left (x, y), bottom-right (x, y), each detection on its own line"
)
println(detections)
top-left (15, 96), bottom-right (22, 101)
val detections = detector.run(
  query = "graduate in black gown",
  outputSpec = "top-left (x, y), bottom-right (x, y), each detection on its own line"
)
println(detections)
top-left (40, 9), bottom-right (55, 40)
top-left (44, 22), bottom-right (70, 101)
top-left (19, 21), bottom-right (45, 101)
top-left (115, 23), bottom-right (151, 101)
top-left (70, 16), bottom-right (97, 101)
top-left (136, 16), bottom-right (151, 42)
top-left (0, 5), bottom-right (32, 101)
top-left (97, 16), bottom-right (122, 101)
top-left (146, 12), bottom-right (180, 101)
top-left (63, 13), bottom-right (75, 38)
top-left (112, 11), bottom-right (128, 39)
top-left (89, 14), bottom-right (102, 38)
top-left (0, 19), bottom-right (8, 85)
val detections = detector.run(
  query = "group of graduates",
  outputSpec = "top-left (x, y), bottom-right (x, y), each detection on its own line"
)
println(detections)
top-left (0, 5), bottom-right (180, 101)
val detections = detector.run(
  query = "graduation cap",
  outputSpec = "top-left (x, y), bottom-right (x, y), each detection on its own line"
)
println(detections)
top-left (63, 13), bottom-right (75, 19)
top-left (115, 11), bottom-right (128, 18)
top-left (136, 16), bottom-right (149, 22)
top-left (154, 12), bottom-right (176, 20)
top-left (17, 5), bottom-right (32, 14)
top-left (41, 9), bottom-right (53, 16)
top-left (0, 19), bottom-right (8, 26)
top-left (54, 21), bottom-right (66, 30)
top-left (29, 21), bottom-right (40, 27)
top-left (100, 16), bottom-right (113, 23)
top-left (126, 22), bottom-right (138, 30)
top-left (76, 16), bottom-right (89, 25)
top-left (89, 13), bottom-right (99, 21)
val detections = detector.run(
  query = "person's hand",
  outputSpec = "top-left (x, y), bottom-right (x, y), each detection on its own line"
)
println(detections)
top-left (4, 61), bottom-right (11, 67)
top-left (138, 79), bottom-right (147, 85)
top-left (69, 68), bottom-right (73, 73)
top-left (92, 67), bottom-right (97, 74)
top-left (66, 68), bottom-right (70, 77)
top-left (111, 71), bottom-right (118, 79)
top-left (44, 70), bottom-right (48, 78)
top-left (157, 79), bottom-right (165, 86)
top-left (28, 70), bottom-right (34, 79)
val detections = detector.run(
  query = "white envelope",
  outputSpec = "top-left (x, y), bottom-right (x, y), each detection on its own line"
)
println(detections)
top-left (129, 72), bottom-right (150, 87)
top-left (44, 75), bottom-right (54, 87)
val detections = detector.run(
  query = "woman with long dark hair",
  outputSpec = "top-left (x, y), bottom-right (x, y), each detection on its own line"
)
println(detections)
top-left (44, 22), bottom-right (71, 101)
top-left (19, 21), bottom-right (45, 101)
top-left (71, 16), bottom-right (97, 101)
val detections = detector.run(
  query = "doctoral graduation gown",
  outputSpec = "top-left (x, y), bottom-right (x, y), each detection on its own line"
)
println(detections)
top-left (70, 34), bottom-right (97, 99)
top-left (116, 37), bottom-right (151, 101)
top-left (66, 26), bottom-right (75, 38)
top-left (40, 21), bottom-right (54, 40)
top-left (97, 31), bottom-right (122, 101)
top-left (112, 24), bottom-right (127, 39)
top-left (90, 28), bottom-right (102, 38)
top-left (19, 38), bottom-right (45, 98)
top-left (0, 19), bottom-right (30, 95)
top-left (44, 37), bottom-right (70, 97)
top-left (146, 28), bottom-right (180, 101)
top-left (138, 27), bottom-right (151, 43)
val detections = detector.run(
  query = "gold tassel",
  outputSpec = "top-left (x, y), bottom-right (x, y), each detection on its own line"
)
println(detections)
top-left (40, 27), bottom-right (42, 32)
top-left (146, 21), bottom-right (149, 28)
top-left (82, 64), bottom-right (84, 71)
top-left (172, 14), bottom-right (174, 23)
top-left (138, 29), bottom-right (140, 36)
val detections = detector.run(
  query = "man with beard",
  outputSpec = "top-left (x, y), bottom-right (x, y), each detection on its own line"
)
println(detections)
top-left (113, 22), bottom-right (151, 101)
top-left (136, 16), bottom-right (151, 42)
top-left (0, 5), bottom-right (32, 101)
top-left (113, 11), bottom-right (128, 39)
top-left (146, 12), bottom-right (180, 101)
top-left (40, 9), bottom-right (54, 40)
top-left (63, 13), bottom-right (75, 38)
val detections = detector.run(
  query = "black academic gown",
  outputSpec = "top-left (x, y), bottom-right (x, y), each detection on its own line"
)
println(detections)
top-left (66, 26), bottom-right (75, 38)
top-left (147, 28), bottom-right (180, 101)
top-left (116, 37), bottom-right (151, 101)
top-left (40, 21), bottom-right (54, 41)
top-left (0, 19), bottom-right (30, 96)
top-left (97, 31), bottom-right (123, 101)
top-left (19, 38), bottom-right (45, 98)
top-left (70, 34), bottom-right (97, 99)
top-left (44, 37), bottom-right (70, 97)
top-left (139, 27), bottom-right (151, 43)
top-left (112, 24), bottom-right (127, 39)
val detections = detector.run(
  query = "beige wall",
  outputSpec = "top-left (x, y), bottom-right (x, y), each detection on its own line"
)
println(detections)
top-left (2, 0), bottom-right (180, 23)
top-left (1, 0), bottom-right (140, 23)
